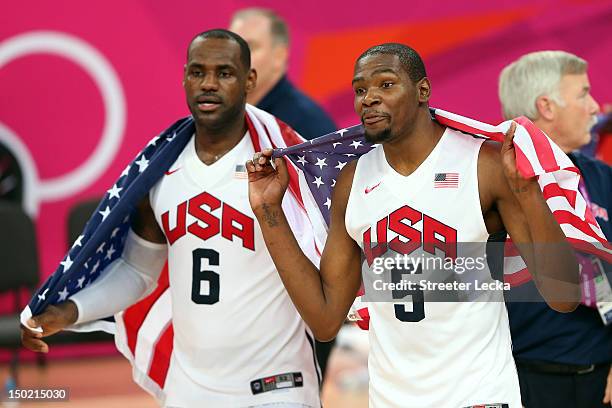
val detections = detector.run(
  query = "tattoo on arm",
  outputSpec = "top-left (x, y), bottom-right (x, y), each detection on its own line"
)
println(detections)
top-left (512, 186), bottom-right (530, 194)
top-left (262, 203), bottom-right (280, 228)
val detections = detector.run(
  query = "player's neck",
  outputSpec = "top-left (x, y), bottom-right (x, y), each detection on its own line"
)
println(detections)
top-left (382, 115), bottom-right (445, 177)
top-left (194, 115), bottom-right (247, 165)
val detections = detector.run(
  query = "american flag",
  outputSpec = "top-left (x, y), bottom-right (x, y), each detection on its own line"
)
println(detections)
top-left (273, 108), bottom-right (611, 329)
top-left (272, 125), bottom-right (374, 229)
top-left (20, 105), bottom-right (312, 402)
top-left (275, 108), bottom-right (611, 269)
top-left (434, 172), bottom-right (459, 188)
top-left (21, 115), bottom-right (195, 324)
top-left (22, 106), bottom-right (611, 398)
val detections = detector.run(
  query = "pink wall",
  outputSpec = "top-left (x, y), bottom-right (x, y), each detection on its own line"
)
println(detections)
top-left (1, 0), bottom-right (611, 288)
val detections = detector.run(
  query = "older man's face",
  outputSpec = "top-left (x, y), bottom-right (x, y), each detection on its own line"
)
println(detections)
top-left (551, 73), bottom-right (600, 152)
top-left (230, 14), bottom-right (286, 94)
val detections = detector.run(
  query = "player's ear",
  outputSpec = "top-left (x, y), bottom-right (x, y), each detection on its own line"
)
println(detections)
top-left (182, 64), bottom-right (187, 87)
top-left (246, 68), bottom-right (257, 94)
top-left (416, 77), bottom-right (431, 103)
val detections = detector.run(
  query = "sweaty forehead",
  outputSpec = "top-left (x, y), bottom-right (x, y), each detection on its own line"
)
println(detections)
top-left (353, 53), bottom-right (404, 79)
top-left (188, 37), bottom-right (242, 68)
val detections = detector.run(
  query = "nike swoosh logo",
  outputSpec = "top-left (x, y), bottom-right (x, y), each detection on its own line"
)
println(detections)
top-left (165, 168), bottom-right (181, 176)
top-left (364, 181), bottom-right (381, 194)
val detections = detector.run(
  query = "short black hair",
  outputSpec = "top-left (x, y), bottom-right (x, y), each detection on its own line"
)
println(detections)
top-left (357, 43), bottom-right (427, 83)
top-left (188, 29), bottom-right (251, 71)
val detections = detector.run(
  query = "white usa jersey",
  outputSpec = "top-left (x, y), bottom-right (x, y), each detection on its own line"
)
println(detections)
top-left (345, 128), bottom-right (521, 408)
top-left (149, 132), bottom-right (321, 408)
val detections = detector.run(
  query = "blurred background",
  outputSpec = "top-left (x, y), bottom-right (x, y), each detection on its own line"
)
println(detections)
top-left (1, 0), bottom-right (611, 406)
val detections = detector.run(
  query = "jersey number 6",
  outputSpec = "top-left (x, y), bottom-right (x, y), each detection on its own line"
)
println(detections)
top-left (192, 248), bottom-right (220, 304)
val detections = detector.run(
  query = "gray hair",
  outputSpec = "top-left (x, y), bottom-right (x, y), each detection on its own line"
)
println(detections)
top-left (231, 7), bottom-right (289, 45)
top-left (498, 51), bottom-right (587, 120)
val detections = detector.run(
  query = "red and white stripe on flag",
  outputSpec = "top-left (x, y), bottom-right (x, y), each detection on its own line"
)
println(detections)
top-left (433, 109), bottom-right (611, 267)
top-left (350, 108), bottom-right (612, 331)
top-left (434, 172), bottom-right (459, 188)
top-left (113, 105), bottom-right (319, 402)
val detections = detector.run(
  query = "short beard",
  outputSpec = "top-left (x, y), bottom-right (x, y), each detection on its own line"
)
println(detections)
top-left (193, 97), bottom-right (245, 133)
top-left (364, 127), bottom-right (393, 143)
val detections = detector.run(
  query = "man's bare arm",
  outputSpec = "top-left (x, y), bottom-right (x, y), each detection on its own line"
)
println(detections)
top-left (21, 195), bottom-right (166, 352)
top-left (248, 154), bottom-right (362, 341)
top-left (479, 133), bottom-right (580, 312)
top-left (132, 195), bottom-right (166, 243)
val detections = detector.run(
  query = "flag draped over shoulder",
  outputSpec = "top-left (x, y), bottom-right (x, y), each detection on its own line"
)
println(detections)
top-left (273, 108), bottom-right (612, 328)
top-left (20, 105), bottom-right (313, 403)
top-left (21, 106), bottom-right (610, 397)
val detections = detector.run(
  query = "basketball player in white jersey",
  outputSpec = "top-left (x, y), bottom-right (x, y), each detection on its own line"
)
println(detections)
top-left (21, 30), bottom-right (320, 408)
top-left (246, 43), bottom-right (582, 407)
